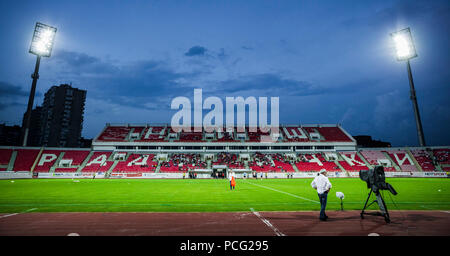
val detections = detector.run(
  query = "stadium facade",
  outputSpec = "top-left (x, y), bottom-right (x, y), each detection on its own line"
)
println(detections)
top-left (0, 123), bottom-right (448, 179)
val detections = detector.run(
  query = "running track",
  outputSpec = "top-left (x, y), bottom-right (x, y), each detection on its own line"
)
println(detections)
top-left (0, 210), bottom-right (449, 236)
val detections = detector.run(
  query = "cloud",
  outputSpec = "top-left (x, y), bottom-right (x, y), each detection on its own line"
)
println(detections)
top-left (0, 102), bottom-right (8, 111)
top-left (217, 48), bottom-right (227, 59)
top-left (47, 50), bottom-right (205, 112)
top-left (0, 81), bottom-right (36, 111)
top-left (184, 46), bottom-right (208, 56)
top-left (0, 81), bottom-right (30, 97)
top-left (52, 50), bottom-right (119, 76)
top-left (205, 73), bottom-right (375, 98)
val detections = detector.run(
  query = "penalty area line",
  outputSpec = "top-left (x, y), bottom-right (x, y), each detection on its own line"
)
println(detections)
top-left (250, 208), bottom-right (286, 236)
top-left (0, 208), bottom-right (38, 219)
top-left (243, 180), bottom-right (319, 204)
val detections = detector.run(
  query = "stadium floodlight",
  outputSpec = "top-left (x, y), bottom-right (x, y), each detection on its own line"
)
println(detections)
top-left (390, 28), bottom-right (417, 61)
top-left (22, 22), bottom-right (57, 147)
top-left (29, 22), bottom-right (57, 57)
top-left (390, 27), bottom-right (426, 147)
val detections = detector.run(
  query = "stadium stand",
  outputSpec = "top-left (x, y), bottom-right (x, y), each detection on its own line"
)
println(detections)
top-left (176, 132), bottom-right (203, 142)
top-left (214, 152), bottom-right (245, 169)
top-left (81, 151), bottom-right (114, 172)
top-left (271, 153), bottom-right (295, 172)
top-left (94, 124), bottom-right (355, 143)
top-left (13, 149), bottom-right (40, 172)
top-left (1, 124), bottom-right (448, 177)
top-left (338, 151), bottom-right (369, 171)
top-left (303, 126), bottom-right (353, 142)
top-left (0, 149), bottom-right (13, 171)
top-left (34, 150), bottom-right (63, 172)
top-left (246, 127), bottom-right (269, 142)
top-left (160, 153), bottom-right (207, 172)
top-left (410, 149), bottom-right (436, 171)
top-left (112, 153), bottom-right (157, 173)
top-left (433, 148), bottom-right (450, 165)
top-left (282, 127), bottom-right (310, 142)
top-left (136, 126), bottom-right (168, 142)
top-left (295, 153), bottom-right (340, 172)
top-left (0, 147), bottom-right (448, 175)
top-left (97, 126), bottom-right (132, 141)
top-left (384, 150), bottom-right (418, 172)
top-left (249, 153), bottom-right (278, 172)
top-left (359, 150), bottom-right (396, 171)
top-left (216, 131), bottom-right (237, 142)
top-left (60, 150), bottom-right (91, 166)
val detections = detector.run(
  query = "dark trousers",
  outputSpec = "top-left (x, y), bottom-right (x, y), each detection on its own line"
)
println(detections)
top-left (318, 192), bottom-right (328, 220)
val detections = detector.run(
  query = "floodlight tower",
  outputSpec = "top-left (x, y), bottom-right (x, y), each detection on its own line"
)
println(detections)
top-left (391, 27), bottom-right (426, 147)
top-left (22, 22), bottom-right (57, 146)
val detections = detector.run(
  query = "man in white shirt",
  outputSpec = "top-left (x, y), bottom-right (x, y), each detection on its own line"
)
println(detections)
top-left (311, 169), bottom-right (332, 221)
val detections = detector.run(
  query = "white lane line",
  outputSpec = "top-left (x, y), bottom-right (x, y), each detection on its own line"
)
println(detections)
top-left (244, 181), bottom-right (319, 204)
top-left (441, 211), bottom-right (450, 214)
top-left (250, 208), bottom-right (286, 236)
top-left (0, 208), bottom-right (38, 219)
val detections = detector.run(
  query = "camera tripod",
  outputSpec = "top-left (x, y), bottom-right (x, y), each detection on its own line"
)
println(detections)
top-left (360, 187), bottom-right (391, 223)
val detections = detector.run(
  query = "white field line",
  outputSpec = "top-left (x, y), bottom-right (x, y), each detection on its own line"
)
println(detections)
top-left (0, 208), bottom-right (38, 219)
top-left (250, 208), bottom-right (286, 236)
top-left (0, 201), bottom-right (447, 208)
top-left (441, 211), bottom-right (450, 214)
top-left (243, 181), bottom-right (319, 204)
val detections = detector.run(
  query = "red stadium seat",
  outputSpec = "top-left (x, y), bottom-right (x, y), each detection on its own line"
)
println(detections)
top-left (112, 154), bottom-right (157, 173)
top-left (81, 152), bottom-right (113, 172)
top-left (13, 149), bottom-right (40, 172)
top-left (338, 152), bottom-right (369, 172)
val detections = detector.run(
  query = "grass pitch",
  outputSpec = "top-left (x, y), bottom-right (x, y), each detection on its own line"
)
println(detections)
top-left (0, 178), bottom-right (449, 213)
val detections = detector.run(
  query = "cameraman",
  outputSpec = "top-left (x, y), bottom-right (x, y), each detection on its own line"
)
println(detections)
top-left (311, 169), bottom-right (332, 221)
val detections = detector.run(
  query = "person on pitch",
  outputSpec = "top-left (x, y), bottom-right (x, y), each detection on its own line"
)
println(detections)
top-left (311, 169), bottom-right (332, 221)
top-left (229, 171), bottom-right (236, 190)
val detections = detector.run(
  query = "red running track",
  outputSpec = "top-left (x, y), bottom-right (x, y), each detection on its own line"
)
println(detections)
top-left (0, 210), bottom-right (449, 236)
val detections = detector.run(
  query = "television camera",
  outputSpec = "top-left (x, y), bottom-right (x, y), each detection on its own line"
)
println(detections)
top-left (359, 166), bottom-right (397, 223)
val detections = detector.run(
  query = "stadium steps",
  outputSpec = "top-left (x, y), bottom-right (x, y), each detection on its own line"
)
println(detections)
top-left (6, 150), bottom-right (17, 171)
top-left (428, 149), bottom-right (444, 172)
top-left (30, 147), bottom-right (44, 173)
top-left (267, 154), bottom-right (275, 166)
top-left (334, 160), bottom-right (347, 173)
top-left (406, 148), bottom-right (423, 172)
top-left (76, 151), bottom-right (94, 173)
top-left (155, 160), bottom-right (162, 173)
top-left (382, 152), bottom-right (401, 171)
top-left (105, 161), bottom-right (119, 177)
top-left (291, 163), bottom-right (300, 172)
top-left (125, 128), bottom-right (134, 141)
top-left (50, 151), bottom-right (66, 173)
top-left (330, 153), bottom-right (346, 173)
top-left (356, 151), bottom-right (372, 168)
top-left (138, 127), bottom-right (146, 141)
